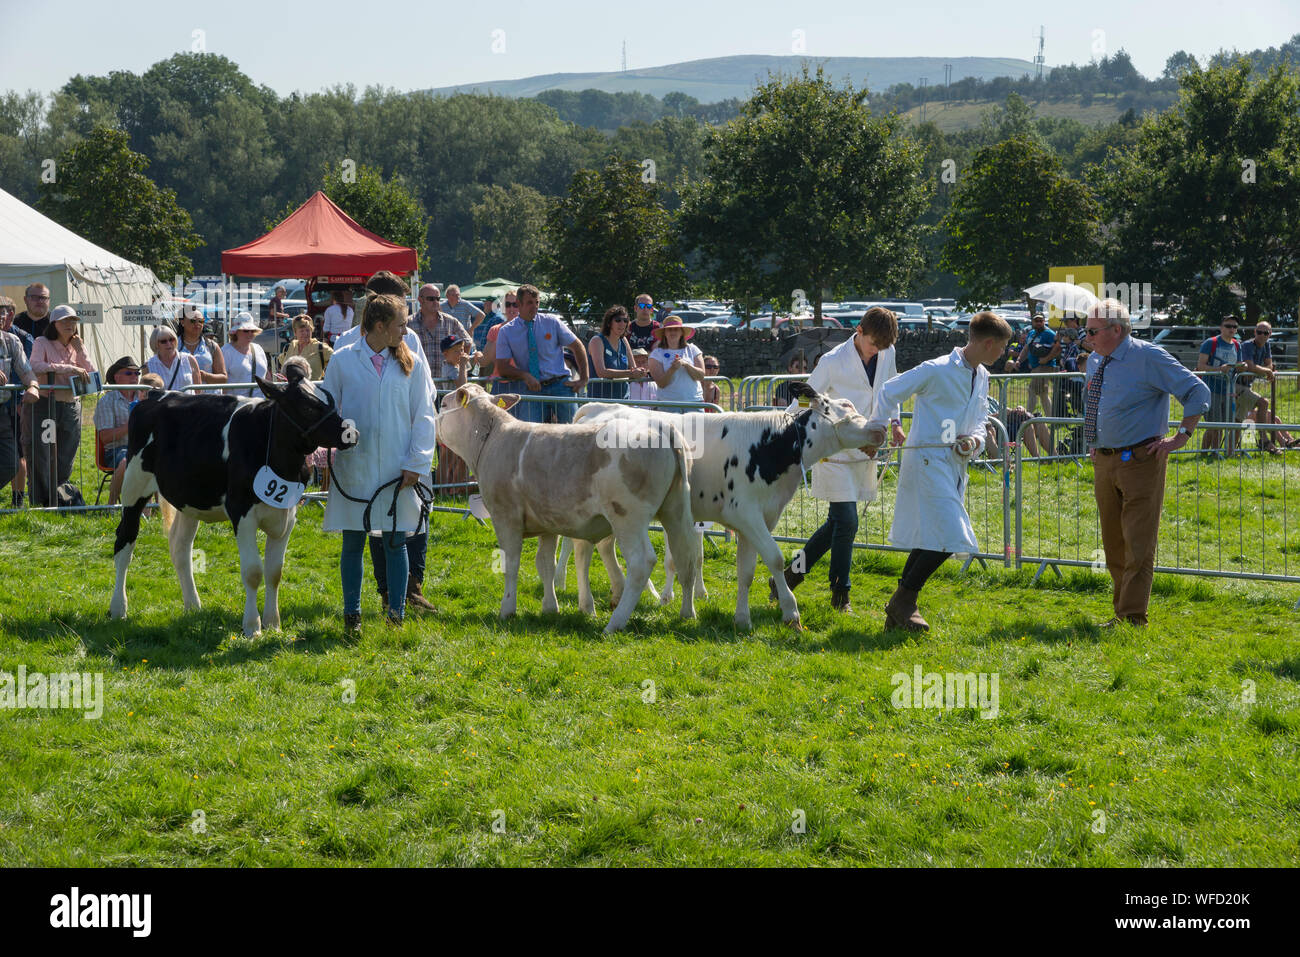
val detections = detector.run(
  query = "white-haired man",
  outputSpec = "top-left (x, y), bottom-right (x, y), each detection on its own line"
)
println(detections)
top-left (1084, 299), bottom-right (1210, 626)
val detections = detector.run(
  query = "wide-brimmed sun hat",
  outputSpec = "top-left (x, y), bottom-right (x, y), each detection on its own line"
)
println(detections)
top-left (651, 316), bottom-right (695, 342)
top-left (230, 312), bottom-right (260, 333)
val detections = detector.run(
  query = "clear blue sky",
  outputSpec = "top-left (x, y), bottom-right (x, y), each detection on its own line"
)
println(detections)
top-left (3, 0), bottom-right (1297, 97)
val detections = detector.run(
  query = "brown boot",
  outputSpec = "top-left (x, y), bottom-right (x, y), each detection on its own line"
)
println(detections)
top-left (884, 585), bottom-right (929, 632)
top-left (830, 587), bottom-right (852, 613)
top-left (768, 564), bottom-right (805, 602)
top-left (406, 577), bottom-right (437, 614)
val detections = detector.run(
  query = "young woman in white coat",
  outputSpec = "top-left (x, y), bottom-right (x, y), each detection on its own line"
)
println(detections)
top-left (771, 308), bottom-right (906, 612)
top-left (863, 311), bottom-right (1013, 632)
top-left (322, 294), bottom-right (437, 632)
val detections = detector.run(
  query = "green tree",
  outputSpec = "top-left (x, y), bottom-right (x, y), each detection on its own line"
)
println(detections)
top-left (680, 66), bottom-right (930, 322)
top-left (462, 183), bottom-right (551, 279)
top-left (538, 156), bottom-right (686, 316)
top-left (37, 127), bottom-right (201, 280)
top-left (1089, 61), bottom-right (1300, 322)
top-left (271, 160), bottom-right (432, 271)
top-left (940, 136), bottom-right (1101, 308)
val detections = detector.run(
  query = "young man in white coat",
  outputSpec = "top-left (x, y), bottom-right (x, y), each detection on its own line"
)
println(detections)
top-left (771, 307), bottom-right (906, 612)
top-left (322, 294), bottom-right (438, 632)
top-left (864, 311), bottom-right (1012, 631)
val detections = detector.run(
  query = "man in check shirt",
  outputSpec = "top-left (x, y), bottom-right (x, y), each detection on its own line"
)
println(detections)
top-left (413, 284), bottom-right (482, 385)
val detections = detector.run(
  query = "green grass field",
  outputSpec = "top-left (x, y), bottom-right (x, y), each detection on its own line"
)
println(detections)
top-left (1, 502), bottom-right (1297, 866)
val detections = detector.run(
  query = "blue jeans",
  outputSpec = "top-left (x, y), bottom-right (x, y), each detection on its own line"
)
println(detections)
top-left (370, 529), bottom-right (426, 595)
top-left (342, 530), bottom-right (408, 618)
top-left (513, 379), bottom-right (579, 424)
top-left (796, 501), bottom-right (859, 590)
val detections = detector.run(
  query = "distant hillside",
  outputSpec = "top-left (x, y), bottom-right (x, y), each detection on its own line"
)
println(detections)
top-left (899, 95), bottom-right (1176, 132)
top-left (430, 55), bottom-right (1039, 101)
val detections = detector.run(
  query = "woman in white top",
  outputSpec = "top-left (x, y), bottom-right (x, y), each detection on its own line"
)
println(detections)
top-left (221, 313), bottom-right (269, 397)
top-left (773, 308), bottom-right (905, 613)
top-left (176, 304), bottom-right (227, 384)
top-left (146, 325), bottom-right (201, 392)
top-left (322, 294), bottom-right (437, 632)
top-left (647, 317), bottom-right (705, 409)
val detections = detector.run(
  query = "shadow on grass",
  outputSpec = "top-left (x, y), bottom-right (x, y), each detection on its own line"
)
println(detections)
top-left (2, 601), bottom-right (352, 669)
top-left (974, 615), bottom-right (1109, 647)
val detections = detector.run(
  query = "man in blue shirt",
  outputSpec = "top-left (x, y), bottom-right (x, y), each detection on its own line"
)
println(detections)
top-left (1006, 313), bottom-right (1058, 451)
top-left (1084, 299), bottom-right (1210, 627)
top-left (472, 297), bottom-right (505, 357)
top-left (494, 284), bottom-right (589, 423)
top-left (1196, 316), bottom-right (1245, 455)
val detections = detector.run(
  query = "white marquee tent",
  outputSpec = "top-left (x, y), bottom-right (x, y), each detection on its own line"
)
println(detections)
top-left (0, 187), bottom-right (168, 372)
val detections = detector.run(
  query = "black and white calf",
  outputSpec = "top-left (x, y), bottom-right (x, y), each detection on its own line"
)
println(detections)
top-left (109, 358), bottom-right (355, 636)
top-left (573, 383), bottom-right (879, 629)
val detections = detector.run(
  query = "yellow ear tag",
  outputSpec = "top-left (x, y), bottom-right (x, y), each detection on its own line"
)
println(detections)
top-left (496, 397), bottom-right (507, 408)
top-left (797, 396), bottom-right (811, 409)
top-left (459, 393), bottom-right (469, 407)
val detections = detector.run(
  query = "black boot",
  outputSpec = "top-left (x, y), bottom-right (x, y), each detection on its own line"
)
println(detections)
top-left (830, 587), bottom-right (852, 613)
top-left (769, 564), bottom-right (805, 602)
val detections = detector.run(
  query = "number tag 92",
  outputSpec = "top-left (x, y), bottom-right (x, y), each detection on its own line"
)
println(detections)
top-left (254, 465), bottom-right (305, 509)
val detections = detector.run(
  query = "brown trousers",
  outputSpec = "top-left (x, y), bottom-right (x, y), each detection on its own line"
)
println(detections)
top-left (1091, 445), bottom-right (1167, 623)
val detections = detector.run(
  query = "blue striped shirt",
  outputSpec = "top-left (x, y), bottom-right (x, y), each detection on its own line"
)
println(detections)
top-left (1086, 335), bottom-right (1211, 449)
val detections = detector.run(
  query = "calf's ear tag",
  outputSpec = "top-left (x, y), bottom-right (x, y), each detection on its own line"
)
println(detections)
top-left (797, 395), bottom-right (811, 409)
top-left (496, 397), bottom-right (507, 408)
top-left (459, 393), bottom-right (469, 407)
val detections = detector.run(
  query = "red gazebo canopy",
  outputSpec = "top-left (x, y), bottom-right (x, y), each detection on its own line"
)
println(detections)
top-left (221, 191), bottom-right (418, 278)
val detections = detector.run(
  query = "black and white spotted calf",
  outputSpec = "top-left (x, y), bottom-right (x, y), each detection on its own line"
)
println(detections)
top-left (572, 383), bottom-right (879, 629)
top-left (109, 359), bottom-right (355, 636)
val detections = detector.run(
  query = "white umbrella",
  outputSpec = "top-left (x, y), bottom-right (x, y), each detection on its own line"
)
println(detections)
top-left (1023, 282), bottom-right (1100, 316)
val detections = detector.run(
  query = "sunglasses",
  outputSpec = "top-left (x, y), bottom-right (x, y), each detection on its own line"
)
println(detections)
top-left (1222, 323), bottom-right (1238, 329)
top-left (1255, 330), bottom-right (1271, 336)
top-left (504, 301), bottom-right (518, 307)
top-left (421, 296), bottom-right (440, 301)
top-left (1083, 327), bottom-right (1106, 337)
top-left (636, 302), bottom-right (654, 309)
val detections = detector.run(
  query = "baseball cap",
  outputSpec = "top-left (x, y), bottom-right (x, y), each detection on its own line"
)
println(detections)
top-left (48, 305), bottom-right (79, 323)
top-left (440, 334), bottom-right (469, 353)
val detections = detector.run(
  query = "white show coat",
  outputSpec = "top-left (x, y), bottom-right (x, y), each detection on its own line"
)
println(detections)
top-left (869, 347), bottom-right (989, 553)
top-left (806, 338), bottom-right (899, 503)
top-left (321, 339), bottom-right (437, 533)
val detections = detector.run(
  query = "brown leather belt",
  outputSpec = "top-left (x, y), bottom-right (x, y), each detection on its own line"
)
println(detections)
top-left (1096, 436), bottom-right (1161, 455)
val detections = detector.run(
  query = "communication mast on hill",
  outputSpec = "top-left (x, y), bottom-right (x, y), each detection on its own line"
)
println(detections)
top-left (1034, 25), bottom-right (1046, 80)
top-left (918, 76), bottom-right (928, 122)
top-left (943, 62), bottom-right (952, 109)
top-left (622, 40), bottom-right (627, 72)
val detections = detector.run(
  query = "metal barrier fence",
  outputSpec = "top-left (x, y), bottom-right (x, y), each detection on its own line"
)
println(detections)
top-left (3, 375), bottom-right (1298, 603)
top-left (1014, 416), bottom-right (1300, 602)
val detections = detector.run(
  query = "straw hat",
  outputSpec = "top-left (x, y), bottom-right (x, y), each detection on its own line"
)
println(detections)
top-left (651, 316), bottom-right (695, 342)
